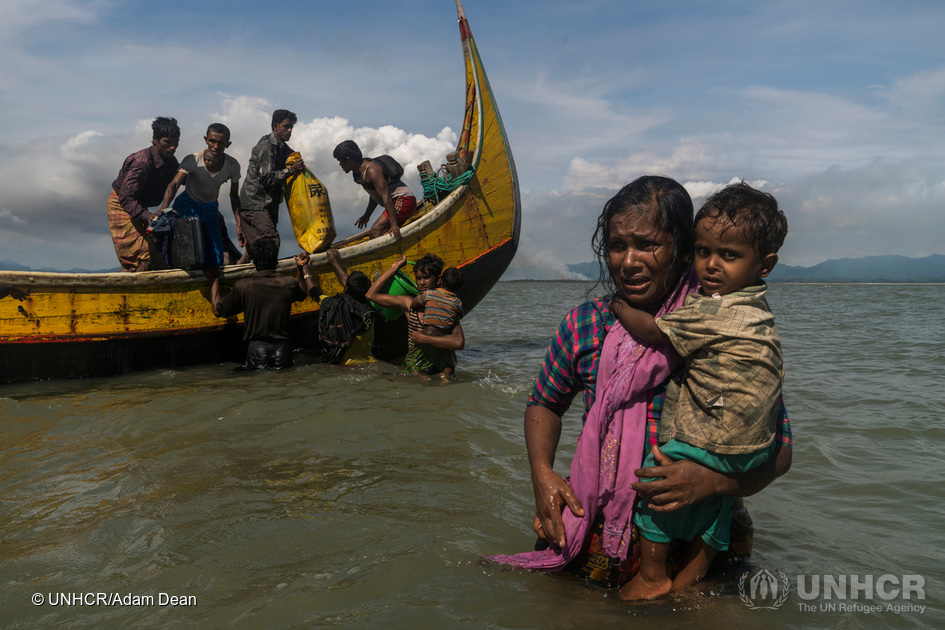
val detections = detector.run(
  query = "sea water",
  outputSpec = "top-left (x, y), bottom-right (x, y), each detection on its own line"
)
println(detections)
top-left (1, 282), bottom-right (943, 629)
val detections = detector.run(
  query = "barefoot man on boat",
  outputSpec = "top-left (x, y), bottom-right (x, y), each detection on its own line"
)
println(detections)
top-left (107, 116), bottom-right (180, 272)
top-left (333, 140), bottom-right (417, 240)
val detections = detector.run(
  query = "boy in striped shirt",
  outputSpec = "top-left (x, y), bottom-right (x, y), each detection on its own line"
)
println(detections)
top-left (411, 267), bottom-right (464, 379)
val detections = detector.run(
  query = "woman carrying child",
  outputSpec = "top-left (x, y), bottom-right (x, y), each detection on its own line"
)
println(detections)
top-left (611, 182), bottom-right (788, 599)
top-left (489, 176), bottom-right (793, 593)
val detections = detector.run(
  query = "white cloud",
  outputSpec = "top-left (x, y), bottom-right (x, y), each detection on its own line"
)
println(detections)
top-left (564, 142), bottom-right (714, 191)
top-left (683, 178), bottom-right (770, 203)
top-left (0, 0), bottom-right (99, 37)
top-left (878, 66), bottom-right (945, 118)
top-left (0, 209), bottom-right (26, 225)
top-left (61, 130), bottom-right (105, 162)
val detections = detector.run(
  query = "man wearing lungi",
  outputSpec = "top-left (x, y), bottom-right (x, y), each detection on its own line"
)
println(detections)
top-left (107, 116), bottom-right (180, 272)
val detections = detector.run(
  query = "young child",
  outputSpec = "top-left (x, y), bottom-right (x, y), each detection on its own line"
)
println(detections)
top-left (410, 267), bottom-right (464, 379)
top-left (611, 182), bottom-right (788, 600)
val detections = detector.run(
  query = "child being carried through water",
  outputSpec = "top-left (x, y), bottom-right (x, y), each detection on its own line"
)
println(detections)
top-left (410, 267), bottom-right (464, 379)
top-left (611, 182), bottom-right (788, 600)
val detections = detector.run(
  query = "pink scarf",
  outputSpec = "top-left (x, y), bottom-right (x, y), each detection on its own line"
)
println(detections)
top-left (489, 269), bottom-right (697, 570)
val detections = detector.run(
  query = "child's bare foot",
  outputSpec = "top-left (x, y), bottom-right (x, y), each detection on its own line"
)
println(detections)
top-left (619, 573), bottom-right (673, 601)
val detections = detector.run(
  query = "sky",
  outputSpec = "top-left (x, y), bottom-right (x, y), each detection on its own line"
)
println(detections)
top-left (2, 0), bottom-right (944, 277)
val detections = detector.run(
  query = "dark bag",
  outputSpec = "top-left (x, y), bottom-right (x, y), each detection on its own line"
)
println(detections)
top-left (170, 216), bottom-right (206, 270)
top-left (146, 209), bottom-right (179, 268)
top-left (318, 293), bottom-right (375, 364)
top-left (371, 155), bottom-right (405, 183)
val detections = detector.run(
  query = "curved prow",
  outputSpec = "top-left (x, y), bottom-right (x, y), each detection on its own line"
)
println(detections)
top-left (456, 0), bottom-right (471, 41)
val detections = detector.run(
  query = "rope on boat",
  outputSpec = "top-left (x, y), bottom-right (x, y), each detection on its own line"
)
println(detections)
top-left (420, 166), bottom-right (476, 205)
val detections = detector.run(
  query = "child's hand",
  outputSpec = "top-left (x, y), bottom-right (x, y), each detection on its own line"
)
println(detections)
top-left (295, 253), bottom-right (310, 267)
top-left (392, 254), bottom-right (407, 270)
top-left (609, 295), bottom-right (625, 316)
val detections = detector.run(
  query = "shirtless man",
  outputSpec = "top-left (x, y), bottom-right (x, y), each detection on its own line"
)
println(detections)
top-left (332, 140), bottom-right (417, 240)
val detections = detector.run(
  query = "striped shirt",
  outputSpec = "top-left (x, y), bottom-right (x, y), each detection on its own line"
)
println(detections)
top-left (527, 297), bottom-right (793, 448)
top-left (406, 310), bottom-right (423, 350)
top-left (419, 289), bottom-right (463, 331)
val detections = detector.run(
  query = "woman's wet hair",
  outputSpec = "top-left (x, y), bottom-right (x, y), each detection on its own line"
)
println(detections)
top-left (413, 253), bottom-right (445, 279)
top-left (345, 271), bottom-right (371, 301)
top-left (590, 175), bottom-right (694, 296)
top-left (151, 116), bottom-right (180, 140)
top-left (695, 182), bottom-right (788, 257)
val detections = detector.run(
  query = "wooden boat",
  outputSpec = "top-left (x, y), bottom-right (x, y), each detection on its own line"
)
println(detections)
top-left (0, 0), bottom-right (520, 384)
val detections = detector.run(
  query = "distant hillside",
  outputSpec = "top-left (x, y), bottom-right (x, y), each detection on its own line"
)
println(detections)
top-left (553, 255), bottom-right (945, 283)
top-left (567, 261), bottom-right (600, 280)
top-left (768, 254), bottom-right (945, 283)
top-left (0, 260), bottom-right (31, 272)
top-left (0, 259), bottom-right (120, 273)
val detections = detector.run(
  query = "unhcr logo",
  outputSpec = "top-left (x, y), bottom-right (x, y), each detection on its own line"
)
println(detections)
top-left (738, 567), bottom-right (791, 610)
top-left (737, 568), bottom-right (928, 615)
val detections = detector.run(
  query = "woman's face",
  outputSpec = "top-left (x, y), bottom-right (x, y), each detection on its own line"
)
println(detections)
top-left (606, 204), bottom-right (682, 311)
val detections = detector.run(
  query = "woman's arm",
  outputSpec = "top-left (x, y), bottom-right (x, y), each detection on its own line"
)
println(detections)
top-left (525, 404), bottom-right (585, 548)
top-left (631, 439), bottom-right (792, 513)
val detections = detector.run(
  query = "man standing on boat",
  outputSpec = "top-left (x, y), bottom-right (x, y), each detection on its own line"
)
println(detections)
top-left (238, 109), bottom-right (305, 262)
top-left (107, 116), bottom-right (180, 272)
top-left (208, 238), bottom-right (318, 369)
top-left (159, 122), bottom-right (243, 267)
top-left (332, 140), bottom-right (417, 240)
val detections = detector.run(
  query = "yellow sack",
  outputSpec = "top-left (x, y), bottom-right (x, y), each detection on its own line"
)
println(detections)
top-left (284, 152), bottom-right (336, 253)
